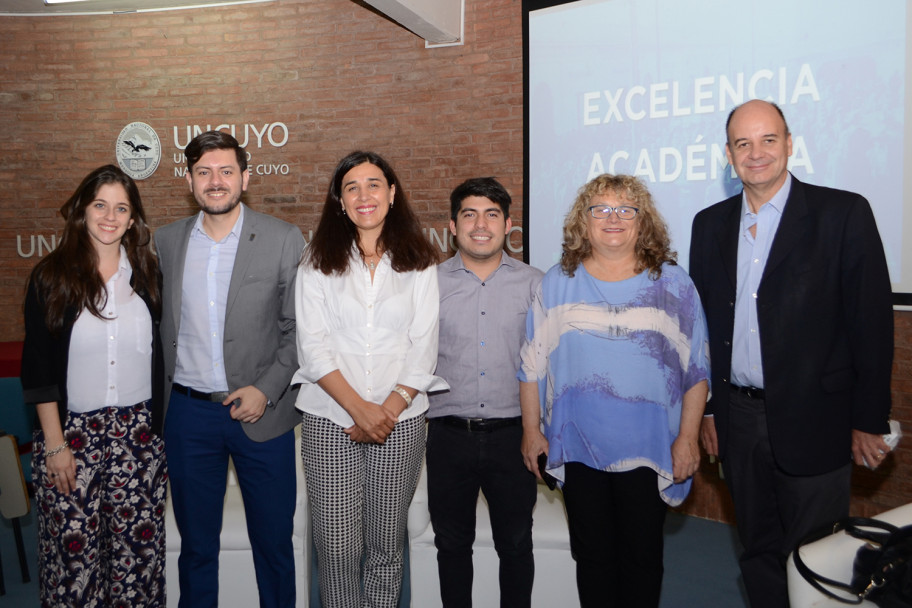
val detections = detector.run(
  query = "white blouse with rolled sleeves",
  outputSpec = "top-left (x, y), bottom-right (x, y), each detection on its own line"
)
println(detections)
top-left (292, 249), bottom-right (448, 427)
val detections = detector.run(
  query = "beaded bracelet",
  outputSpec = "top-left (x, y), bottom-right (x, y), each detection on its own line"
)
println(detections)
top-left (45, 442), bottom-right (69, 458)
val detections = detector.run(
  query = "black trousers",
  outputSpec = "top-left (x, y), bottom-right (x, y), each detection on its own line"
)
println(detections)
top-left (563, 462), bottom-right (667, 608)
top-left (426, 418), bottom-right (537, 608)
top-left (722, 390), bottom-right (851, 608)
top-left (562, 463), bottom-right (668, 608)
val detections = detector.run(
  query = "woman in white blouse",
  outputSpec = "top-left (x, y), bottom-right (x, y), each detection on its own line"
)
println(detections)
top-left (294, 151), bottom-right (445, 607)
top-left (20, 165), bottom-right (166, 607)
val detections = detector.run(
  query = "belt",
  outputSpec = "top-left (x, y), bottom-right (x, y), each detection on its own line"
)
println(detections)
top-left (432, 416), bottom-right (522, 432)
top-left (172, 383), bottom-right (230, 403)
top-left (731, 385), bottom-right (765, 400)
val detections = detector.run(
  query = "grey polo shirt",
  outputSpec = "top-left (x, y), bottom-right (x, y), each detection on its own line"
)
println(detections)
top-left (429, 250), bottom-right (543, 419)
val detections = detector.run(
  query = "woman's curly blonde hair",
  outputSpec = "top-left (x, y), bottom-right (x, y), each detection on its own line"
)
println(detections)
top-left (560, 174), bottom-right (676, 278)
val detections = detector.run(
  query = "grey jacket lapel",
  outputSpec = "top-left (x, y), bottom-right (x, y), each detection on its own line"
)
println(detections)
top-left (169, 217), bottom-right (196, 337)
top-left (226, 208), bottom-right (257, 319)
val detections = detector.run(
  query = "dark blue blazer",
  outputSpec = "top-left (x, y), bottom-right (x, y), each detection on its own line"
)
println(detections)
top-left (688, 176), bottom-right (893, 476)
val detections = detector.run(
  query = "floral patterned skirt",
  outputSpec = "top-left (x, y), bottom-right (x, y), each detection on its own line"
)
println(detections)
top-left (33, 401), bottom-right (168, 608)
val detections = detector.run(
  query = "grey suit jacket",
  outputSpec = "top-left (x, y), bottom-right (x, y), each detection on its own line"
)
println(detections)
top-left (155, 204), bottom-right (305, 442)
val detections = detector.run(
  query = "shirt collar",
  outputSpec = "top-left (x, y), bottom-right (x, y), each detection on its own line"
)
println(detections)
top-left (106, 245), bottom-right (131, 284)
top-left (191, 203), bottom-right (246, 241)
top-left (448, 250), bottom-right (514, 274)
top-left (348, 242), bottom-right (389, 265)
top-left (117, 245), bottom-right (130, 271)
top-left (741, 172), bottom-right (792, 220)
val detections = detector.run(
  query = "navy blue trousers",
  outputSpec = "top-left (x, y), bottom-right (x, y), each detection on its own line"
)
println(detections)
top-left (164, 389), bottom-right (296, 608)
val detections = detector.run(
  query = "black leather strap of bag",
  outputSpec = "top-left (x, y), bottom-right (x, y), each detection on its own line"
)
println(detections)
top-left (793, 517), bottom-right (909, 605)
top-left (840, 517), bottom-right (900, 545)
top-left (793, 521), bottom-right (866, 605)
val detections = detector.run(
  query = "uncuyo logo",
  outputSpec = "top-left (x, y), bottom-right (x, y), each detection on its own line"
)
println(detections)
top-left (115, 122), bottom-right (162, 180)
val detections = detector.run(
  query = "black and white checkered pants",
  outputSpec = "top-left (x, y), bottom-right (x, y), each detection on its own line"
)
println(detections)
top-left (302, 412), bottom-right (425, 608)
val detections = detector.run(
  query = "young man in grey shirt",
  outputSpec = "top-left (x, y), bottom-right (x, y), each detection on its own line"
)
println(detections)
top-left (427, 177), bottom-right (544, 608)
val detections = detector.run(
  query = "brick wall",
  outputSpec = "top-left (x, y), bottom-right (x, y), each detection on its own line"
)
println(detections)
top-left (0, 0), bottom-right (526, 337)
top-left (0, 0), bottom-right (908, 521)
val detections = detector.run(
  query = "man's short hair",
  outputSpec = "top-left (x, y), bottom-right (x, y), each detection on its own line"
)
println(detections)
top-left (185, 130), bottom-right (248, 173)
top-left (725, 100), bottom-right (791, 144)
top-left (449, 177), bottom-right (511, 221)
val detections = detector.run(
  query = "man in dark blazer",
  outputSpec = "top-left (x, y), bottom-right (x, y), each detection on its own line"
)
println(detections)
top-left (155, 131), bottom-right (305, 608)
top-left (689, 100), bottom-right (893, 608)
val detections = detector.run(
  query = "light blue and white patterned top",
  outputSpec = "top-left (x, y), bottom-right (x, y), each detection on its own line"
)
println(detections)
top-left (518, 262), bottom-right (710, 506)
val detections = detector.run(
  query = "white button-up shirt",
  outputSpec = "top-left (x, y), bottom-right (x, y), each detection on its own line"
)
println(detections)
top-left (67, 248), bottom-right (153, 411)
top-left (293, 249), bottom-right (448, 427)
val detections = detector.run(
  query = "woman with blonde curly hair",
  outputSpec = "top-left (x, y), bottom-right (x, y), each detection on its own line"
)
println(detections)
top-left (519, 174), bottom-right (709, 608)
top-left (559, 174), bottom-right (677, 279)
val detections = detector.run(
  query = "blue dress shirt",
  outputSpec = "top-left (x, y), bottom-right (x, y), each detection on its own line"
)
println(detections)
top-left (173, 205), bottom-right (244, 392)
top-left (731, 173), bottom-right (792, 389)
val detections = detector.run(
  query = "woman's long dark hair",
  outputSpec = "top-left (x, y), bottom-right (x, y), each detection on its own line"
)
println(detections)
top-left (305, 151), bottom-right (438, 275)
top-left (28, 164), bottom-right (161, 334)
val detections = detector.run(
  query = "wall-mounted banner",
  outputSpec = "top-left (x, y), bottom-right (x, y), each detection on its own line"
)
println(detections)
top-left (115, 122), bottom-right (162, 180)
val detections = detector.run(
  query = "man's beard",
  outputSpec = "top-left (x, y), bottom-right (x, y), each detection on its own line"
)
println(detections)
top-left (195, 188), bottom-right (242, 215)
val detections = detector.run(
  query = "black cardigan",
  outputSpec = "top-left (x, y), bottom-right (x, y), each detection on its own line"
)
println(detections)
top-left (20, 274), bottom-right (165, 436)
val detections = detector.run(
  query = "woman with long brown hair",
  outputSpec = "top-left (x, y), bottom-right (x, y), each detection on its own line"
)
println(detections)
top-left (293, 151), bottom-right (445, 607)
top-left (21, 164), bottom-right (166, 607)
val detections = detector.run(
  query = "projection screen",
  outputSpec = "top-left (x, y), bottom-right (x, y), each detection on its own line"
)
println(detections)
top-left (523, 0), bottom-right (911, 305)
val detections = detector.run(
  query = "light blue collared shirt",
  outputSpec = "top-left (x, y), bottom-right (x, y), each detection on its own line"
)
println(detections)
top-left (731, 173), bottom-right (792, 389)
top-left (173, 204), bottom-right (245, 392)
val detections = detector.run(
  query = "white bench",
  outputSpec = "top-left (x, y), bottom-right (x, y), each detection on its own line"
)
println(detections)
top-left (407, 462), bottom-right (579, 607)
top-left (164, 433), bottom-right (580, 607)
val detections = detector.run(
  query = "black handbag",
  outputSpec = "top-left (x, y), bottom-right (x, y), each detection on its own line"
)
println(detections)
top-left (793, 517), bottom-right (912, 607)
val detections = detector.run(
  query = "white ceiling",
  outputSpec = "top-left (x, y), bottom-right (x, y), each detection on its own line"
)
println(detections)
top-left (0, 0), bottom-right (271, 16)
top-left (0, 0), bottom-right (464, 44)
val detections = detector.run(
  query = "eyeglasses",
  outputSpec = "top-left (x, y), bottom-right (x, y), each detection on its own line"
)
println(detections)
top-left (587, 205), bottom-right (639, 220)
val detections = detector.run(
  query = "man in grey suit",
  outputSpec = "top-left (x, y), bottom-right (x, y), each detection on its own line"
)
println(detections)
top-left (155, 131), bottom-right (305, 608)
